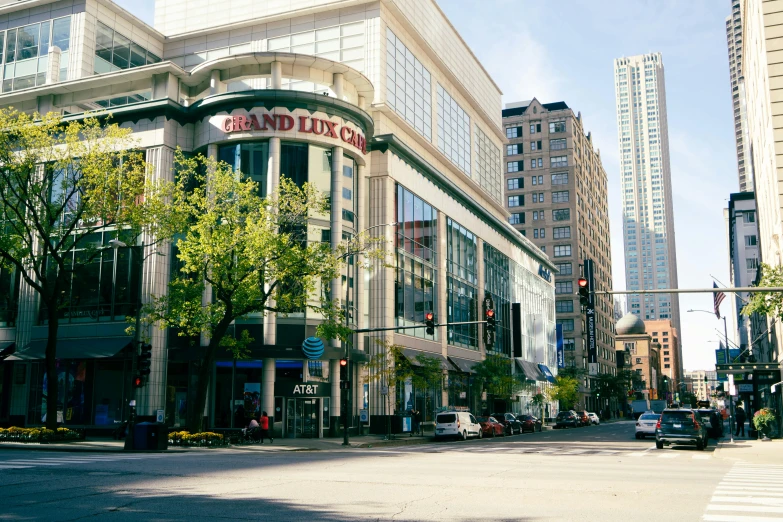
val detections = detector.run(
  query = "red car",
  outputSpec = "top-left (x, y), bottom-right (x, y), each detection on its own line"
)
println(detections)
top-left (575, 411), bottom-right (590, 427)
top-left (517, 414), bottom-right (543, 433)
top-left (477, 416), bottom-right (505, 437)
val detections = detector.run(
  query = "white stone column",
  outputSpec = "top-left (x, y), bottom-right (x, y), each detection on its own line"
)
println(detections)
top-left (329, 147), bottom-right (344, 434)
top-left (137, 146), bottom-right (176, 417)
top-left (209, 70), bottom-right (225, 96)
top-left (262, 358), bottom-right (276, 428)
top-left (358, 95), bottom-right (366, 110)
top-left (46, 46), bottom-right (61, 85)
top-left (330, 358), bottom-right (341, 435)
top-left (271, 61), bottom-right (282, 89)
top-left (332, 73), bottom-right (344, 100)
top-left (264, 137), bottom-right (281, 346)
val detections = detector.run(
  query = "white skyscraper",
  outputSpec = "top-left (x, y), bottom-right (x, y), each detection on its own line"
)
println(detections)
top-left (613, 53), bottom-right (681, 332)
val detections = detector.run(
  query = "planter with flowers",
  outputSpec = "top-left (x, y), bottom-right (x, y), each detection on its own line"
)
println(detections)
top-left (753, 408), bottom-right (776, 440)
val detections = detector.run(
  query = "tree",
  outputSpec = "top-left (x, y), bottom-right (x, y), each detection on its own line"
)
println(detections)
top-left (0, 110), bottom-right (170, 429)
top-left (144, 152), bottom-right (343, 432)
top-left (545, 376), bottom-right (580, 410)
top-left (742, 263), bottom-right (783, 319)
top-left (531, 393), bottom-right (546, 419)
top-left (472, 355), bottom-right (528, 409)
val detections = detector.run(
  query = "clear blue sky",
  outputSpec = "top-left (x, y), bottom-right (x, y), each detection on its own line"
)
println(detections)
top-left (118, 0), bottom-right (736, 370)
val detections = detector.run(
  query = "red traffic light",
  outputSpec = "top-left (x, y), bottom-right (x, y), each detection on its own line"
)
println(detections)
top-left (577, 278), bottom-right (588, 288)
top-left (485, 309), bottom-right (495, 318)
top-left (133, 376), bottom-right (143, 388)
top-left (339, 358), bottom-right (348, 367)
top-left (425, 312), bottom-right (434, 322)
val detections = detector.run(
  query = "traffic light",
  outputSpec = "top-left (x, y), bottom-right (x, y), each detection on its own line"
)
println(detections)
top-left (138, 343), bottom-right (152, 376)
top-left (485, 309), bottom-right (496, 328)
top-left (132, 375), bottom-right (143, 388)
top-left (425, 312), bottom-right (435, 336)
top-left (339, 358), bottom-right (348, 381)
top-left (577, 277), bottom-right (590, 306)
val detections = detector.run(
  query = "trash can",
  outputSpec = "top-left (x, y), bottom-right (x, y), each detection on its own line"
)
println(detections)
top-left (133, 422), bottom-right (168, 450)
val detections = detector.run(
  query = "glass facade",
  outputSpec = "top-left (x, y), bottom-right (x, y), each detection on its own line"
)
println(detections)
top-left (446, 218), bottom-right (478, 349)
top-left (386, 28), bottom-right (432, 141)
top-left (94, 22), bottom-right (161, 74)
top-left (1, 16), bottom-right (71, 92)
top-left (475, 125), bottom-right (502, 203)
top-left (395, 184), bottom-right (437, 339)
top-left (437, 85), bottom-right (471, 175)
top-left (219, 141), bottom-right (270, 196)
top-left (484, 244), bottom-right (511, 356)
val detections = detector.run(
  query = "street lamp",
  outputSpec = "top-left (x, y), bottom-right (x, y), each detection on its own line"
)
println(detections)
top-left (686, 308), bottom-right (734, 443)
top-left (338, 222), bottom-right (396, 447)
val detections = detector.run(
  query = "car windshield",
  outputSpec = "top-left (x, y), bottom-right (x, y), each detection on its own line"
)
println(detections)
top-left (557, 412), bottom-right (569, 418)
top-left (520, 415), bottom-right (532, 420)
top-left (436, 413), bottom-right (457, 423)
top-left (639, 414), bottom-right (660, 420)
top-left (661, 411), bottom-right (694, 423)
top-left (477, 417), bottom-right (489, 423)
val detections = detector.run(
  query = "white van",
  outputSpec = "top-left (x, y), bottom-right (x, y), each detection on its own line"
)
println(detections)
top-left (434, 411), bottom-right (482, 440)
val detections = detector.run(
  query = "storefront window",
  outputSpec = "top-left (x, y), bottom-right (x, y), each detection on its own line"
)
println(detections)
top-left (218, 141), bottom-right (269, 196)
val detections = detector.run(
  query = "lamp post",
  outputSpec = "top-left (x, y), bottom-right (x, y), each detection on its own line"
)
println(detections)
top-left (337, 222), bottom-right (396, 447)
top-left (687, 309), bottom-right (734, 443)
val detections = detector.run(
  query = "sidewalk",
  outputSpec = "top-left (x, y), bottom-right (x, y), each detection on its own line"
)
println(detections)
top-left (715, 437), bottom-right (783, 466)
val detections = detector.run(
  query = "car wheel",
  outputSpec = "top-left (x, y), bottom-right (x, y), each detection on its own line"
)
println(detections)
top-left (656, 440), bottom-right (664, 449)
top-left (478, 429), bottom-right (483, 439)
top-left (462, 430), bottom-right (467, 441)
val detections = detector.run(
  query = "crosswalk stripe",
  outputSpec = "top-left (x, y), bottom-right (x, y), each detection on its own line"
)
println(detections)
top-left (712, 496), bottom-right (783, 506)
top-left (714, 490), bottom-right (783, 497)
top-left (707, 504), bottom-right (783, 514)
top-left (716, 487), bottom-right (783, 494)
top-left (703, 515), bottom-right (783, 521)
top-left (0, 464), bottom-right (32, 469)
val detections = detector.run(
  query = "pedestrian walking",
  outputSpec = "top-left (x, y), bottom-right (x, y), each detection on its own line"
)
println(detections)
top-left (735, 404), bottom-right (746, 437)
top-left (259, 411), bottom-right (273, 443)
top-left (412, 409), bottom-right (422, 436)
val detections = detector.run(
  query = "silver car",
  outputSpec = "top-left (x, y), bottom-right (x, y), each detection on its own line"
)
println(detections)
top-left (635, 412), bottom-right (660, 439)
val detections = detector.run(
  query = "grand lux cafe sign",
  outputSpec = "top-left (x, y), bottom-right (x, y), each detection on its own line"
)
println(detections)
top-left (222, 113), bottom-right (367, 154)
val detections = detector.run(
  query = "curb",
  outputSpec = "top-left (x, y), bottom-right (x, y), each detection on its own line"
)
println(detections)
top-left (0, 444), bottom-right (189, 453)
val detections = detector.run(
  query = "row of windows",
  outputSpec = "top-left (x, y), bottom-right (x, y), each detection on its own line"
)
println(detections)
top-left (504, 121), bottom-right (566, 138)
top-left (437, 84), bottom-right (471, 175)
top-left (95, 21), bottom-right (161, 74)
top-left (1, 16), bottom-right (71, 92)
top-left (386, 28), bottom-right (432, 141)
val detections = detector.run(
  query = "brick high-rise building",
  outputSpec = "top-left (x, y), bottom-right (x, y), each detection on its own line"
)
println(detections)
top-left (502, 99), bottom-right (616, 413)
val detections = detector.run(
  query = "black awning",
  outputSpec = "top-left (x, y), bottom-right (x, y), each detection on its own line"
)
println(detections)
top-left (400, 348), bottom-right (451, 370)
top-left (9, 337), bottom-right (133, 361)
top-left (448, 356), bottom-right (480, 374)
top-left (516, 359), bottom-right (545, 381)
top-left (0, 341), bottom-right (14, 361)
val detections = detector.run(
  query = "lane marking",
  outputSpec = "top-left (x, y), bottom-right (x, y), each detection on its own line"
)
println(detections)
top-left (703, 515), bottom-right (783, 521)
top-left (712, 496), bottom-right (783, 506)
top-left (707, 504), bottom-right (783, 514)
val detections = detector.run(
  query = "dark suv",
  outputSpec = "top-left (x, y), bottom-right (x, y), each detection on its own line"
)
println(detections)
top-left (555, 410), bottom-right (579, 429)
top-left (655, 408), bottom-right (707, 450)
top-left (491, 413), bottom-right (523, 435)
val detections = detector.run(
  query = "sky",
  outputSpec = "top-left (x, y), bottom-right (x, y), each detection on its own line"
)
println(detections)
top-left (117, 0), bottom-right (737, 371)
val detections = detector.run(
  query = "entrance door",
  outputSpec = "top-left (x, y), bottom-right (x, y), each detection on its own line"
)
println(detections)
top-left (285, 398), bottom-right (321, 438)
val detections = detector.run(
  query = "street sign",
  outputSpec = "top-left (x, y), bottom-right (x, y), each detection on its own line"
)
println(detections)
top-left (716, 362), bottom-right (780, 374)
top-left (588, 363), bottom-right (599, 376)
top-left (380, 385), bottom-right (388, 396)
top-left (359, 409), bottom-right (369, 423)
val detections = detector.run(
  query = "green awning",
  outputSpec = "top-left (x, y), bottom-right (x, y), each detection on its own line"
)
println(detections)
top-left (9, 337), bottom-right (132, 360)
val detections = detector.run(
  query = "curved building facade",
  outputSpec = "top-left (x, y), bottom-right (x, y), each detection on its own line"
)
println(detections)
top-left (0, 0), bottom-right (557, 436)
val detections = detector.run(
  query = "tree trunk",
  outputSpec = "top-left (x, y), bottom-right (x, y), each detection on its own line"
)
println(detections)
top-left (44, 304), bottom-right (60, 431)
top-left (189, 315), bottom-right (233, 433)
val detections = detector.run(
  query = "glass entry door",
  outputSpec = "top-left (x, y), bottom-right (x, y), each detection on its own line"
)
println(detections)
top-left (285, 398), bottom-right (322, 438)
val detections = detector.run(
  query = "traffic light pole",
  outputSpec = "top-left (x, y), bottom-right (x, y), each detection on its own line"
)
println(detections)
top-left (124, 242), bottom-right (143, 451)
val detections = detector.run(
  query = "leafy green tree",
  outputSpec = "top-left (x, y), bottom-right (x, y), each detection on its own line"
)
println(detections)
top-left (144, 152), bottom-right (343, 432)
top-left (742, 263), bottom-right (783, 318)
top-left (546, 376), bottom-right (580, 410)
top-left (472, 355), bottom-right (527, 409)
top-left (531, 392), bottom-right (546, 419)
top-left (0, 110), bottom-right (170, 429)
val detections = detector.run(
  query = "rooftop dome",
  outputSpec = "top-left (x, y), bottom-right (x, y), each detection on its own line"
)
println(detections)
top-left (616, 313), bottom-right (646, 335)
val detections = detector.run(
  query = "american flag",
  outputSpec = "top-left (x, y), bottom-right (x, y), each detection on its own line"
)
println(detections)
top-left (713, 282), bottom-right (725, 319)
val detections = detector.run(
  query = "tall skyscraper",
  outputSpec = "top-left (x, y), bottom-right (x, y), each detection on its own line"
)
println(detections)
top-left (613, 53), bottom-right (681, 333)
top-left (726, 0), bottom-right (752, 192)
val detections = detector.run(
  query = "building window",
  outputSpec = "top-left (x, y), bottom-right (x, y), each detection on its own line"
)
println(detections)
top-left (507, 161), bottom-right (521, 173)
top-left (746, 258), bottom-right (759, 270)
top-left (95, 21), bottom-right (160, 75)
top-left (475, 126), bottom-right (502, 203)
top-left (537, 175), bottom-right (543, 184)
top-left (550, 138), bottom-right (567, 150)
top-left (552, 172), bottom-right (568, 185)
top-left (530, 122), bottom-right (541, 134)
top-left (636, 357), bottom-right (642, 364)
top-left (744, 211), bottom-right (756, 223)
top-left (386, 29), bottom-right (432, 140)
top-left (555, 262), bottom-right (572, 275)
top-left (549, 121), bottom-right (566, 133)
top-left (507, 178), bottom-right (523, 190)
top-left (552, 190), bottom-right (569, 203)
top-left (563, 338), bottom-right (576, 351)
top-left (533, 229), bottom-right (538, 239)
top-left (447, 218), bottom-right (478, 349)
top-left (507, 144), bottom-right (520, 155)
top-left (437, 84), bottom-right (471, 175)
top-left (664, 364), bottom-right (670, 369)
top-left (395, 184), bottom-right (438, 339)
top-left (553, 226), bottom-right (571, 239)
top-left (506, 126), bottom-right (523, 139)
top-left (554, 245), bottom-right (572, 257)
top-left (530, 140), bottom-right (542, 151)
top-left (556, 300), bottom-right (574, 313)
top-left (508, 195), bottom-right (523, 207)
top-left (509, 213), bottom-right (524, 225)
top-left (551, 156), bottom-right (568, 168)
top-left (2, 16), bottom-right (73, 92)
top-left (484, 243), bottom-right (513, 356)
top-left (557, 318), bottom-right (574, 331)
top-left (555, 281), bottom-right (573, 294)
top-left (539, 228), bottom-right (545, 238)
top-left (744, 235), bottom-right (757, 246)
top-left (553, 209), bottom-right (571, 221)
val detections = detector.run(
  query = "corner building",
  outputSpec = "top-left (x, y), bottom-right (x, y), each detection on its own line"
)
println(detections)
top-left (0, 0), bottom-right (556, 436)
top-left (501, 99), bottom-right (616, 414)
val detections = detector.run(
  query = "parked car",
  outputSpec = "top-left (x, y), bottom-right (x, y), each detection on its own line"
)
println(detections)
top-left (635, 412), bottom-right (660, 439)
top-left (491, 413), bottom-right (523, 435)
top-left (477, 416), bottom-right (505, 438)
top-left (587, 412), bottom-right (600, 425)
top-left (554, 410), bottom-right (579, 429)
top-left (435, 411), bottom-right (483, 441)
top-left (697, 408), bottom-right (724, 439)
top-left (517, 414), bottom-right (543, 433)
top-left (575, 411), bottom-right (591, 427)
top-left (655, 408), bottom-right (707, 450)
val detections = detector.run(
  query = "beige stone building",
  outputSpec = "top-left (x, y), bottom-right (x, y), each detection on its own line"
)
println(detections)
top-left (615, 315), bottom-right (662, 402)
top-left (502, 99), bottom-right (616, 413)
top-left (644, 320), bottom-right (681, 397)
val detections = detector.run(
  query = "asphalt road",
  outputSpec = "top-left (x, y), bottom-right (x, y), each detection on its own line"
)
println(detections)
top-left (1, 421), bottom-right (780, 521)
